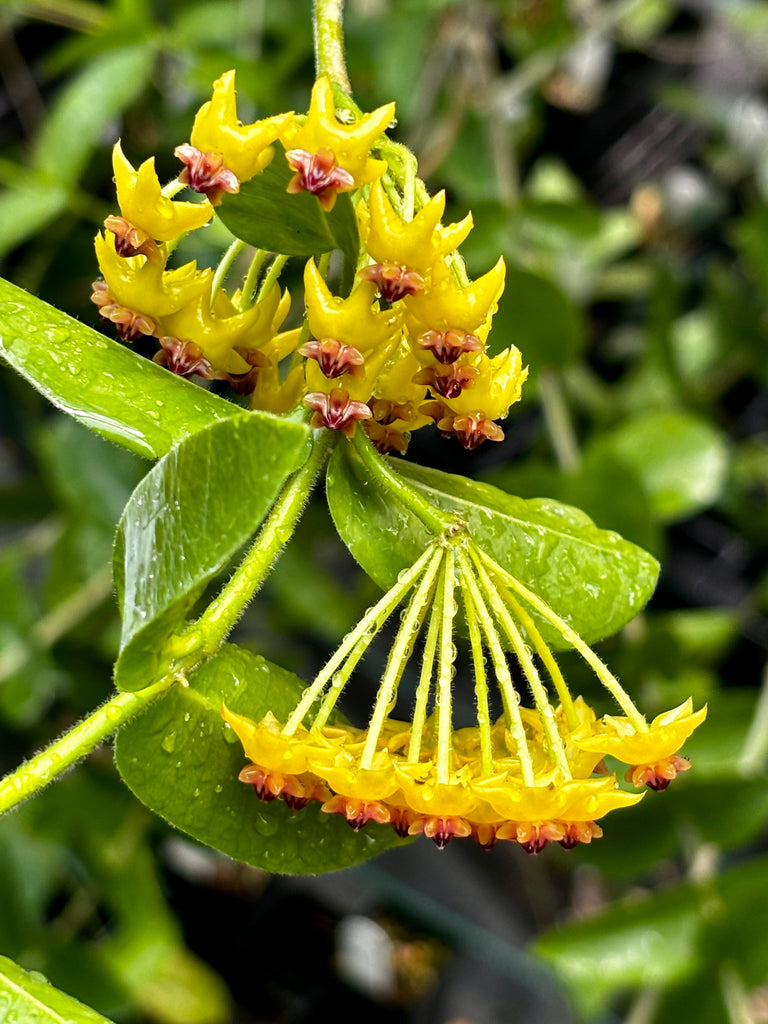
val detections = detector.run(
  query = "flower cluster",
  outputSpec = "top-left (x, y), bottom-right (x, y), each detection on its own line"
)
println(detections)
top-left (223, 538), bottom-right (706, 853)
top-left (92, 71), bottom-right (526, 449)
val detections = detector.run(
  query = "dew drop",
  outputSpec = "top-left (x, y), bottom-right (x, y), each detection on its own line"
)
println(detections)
top-left (161, 731), bottom-right (177, 753)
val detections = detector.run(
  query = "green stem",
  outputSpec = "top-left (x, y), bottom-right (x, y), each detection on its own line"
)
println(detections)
top-left (240, 248), bottom-right (269, 310)
top-left (0, 674), bottom-right (176, 816)
top-left (0, 562), bottom-right (113, 684)
top-left (494, 583), bottom-right (578, 729)
top-left (435, 548), bottom-right (457, 784)
top-left (211, 238), bottom-right (247, 309)
top-left (257, 254), bottom-right (289, 302)
top-left (175, 430), bottom-right (336, 661)
top-left (313, 0), bottom-right (350, 92)
top-left (457, 551), bottom-right (535, 786)
top-left (739, 661), bottom-right (768, 776)
top-left (407, 583), bottom-right (443, 763)
top-left (472, 552), bottom-right (572, 780)
top-left (538, 368), bottom-right (580, 474)
top-left (351, 428), bottom-right (460, 536)
top-left (462, 583), bottom-right (494, 777)
top-left (720, 964), bottom-right (755, 1024)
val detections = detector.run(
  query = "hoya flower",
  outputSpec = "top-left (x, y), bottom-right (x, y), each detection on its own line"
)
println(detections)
top-left (303, 258), bottom-right (403, 358)
top-left (156, 280), bottom-right (291, 375)
top-left (423, 347), bottom-right (528, 449)
top-left (572, 698), bottom-right (707, 790)
top-left (365, 342), bottom-right (432, 451)
top-left (94, 231), bottom-right (211, 321)
top-left (181, 69), bottom-right (292, 193)
top-left (404, 256), bottom-right (506, 336)
top-left (359, 180), bottom-right (473, 275)
top-left (111, 141), bottom-right (213, 243)
top-left (249, 359), bottom-right (306, 416)
top-left (281, 76), bottom-right (395, 207)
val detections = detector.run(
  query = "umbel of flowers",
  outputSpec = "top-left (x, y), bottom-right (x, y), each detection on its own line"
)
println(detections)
top-left (223, 535), bottom-right (706, 852)
top-left (92, 70), bottom-right (526, 451)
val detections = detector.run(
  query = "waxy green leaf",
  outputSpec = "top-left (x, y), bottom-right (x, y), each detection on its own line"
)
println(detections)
top-left (326, 446), bottom-right (659, 648)
top-left (115, 644), bottom-right (406, 873)
top-left (113, 413), bottom-right (310, 690)
top-left (0, 954), bottom-right (116, 1024)
top-left (216, 150), bottom-right (359, 272)
top-left (0, 278), bottom-right (242, 460)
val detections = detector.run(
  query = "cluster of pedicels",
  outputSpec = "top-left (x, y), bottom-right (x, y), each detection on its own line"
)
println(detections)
top-left (223, 537), bottom-right (706, 853)
top-left (91, 70), bottom-right (526, 450)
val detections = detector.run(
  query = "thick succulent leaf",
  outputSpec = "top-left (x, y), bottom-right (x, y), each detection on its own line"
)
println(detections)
top-left (326, 445), bottom-right (659, 648)
top-left (0, 278), bottom-right (242, 459)
top-left (113, 413), bottom-right (310, 690)
top-left (216, 152), bottom-right (359, 271)
top-left (0, 954), bottom-right (115, 1024)
top-left (115, 644), bottom-right (406, 873)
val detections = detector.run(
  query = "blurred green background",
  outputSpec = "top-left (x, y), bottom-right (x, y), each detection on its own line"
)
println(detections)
top-left (2, 1), bottom-right (768, 1021)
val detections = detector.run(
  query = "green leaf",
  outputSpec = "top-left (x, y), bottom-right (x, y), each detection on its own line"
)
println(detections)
top-left (113, 413), bottom-right (310, 690)
top-left (536, 857), bottom-right (768, 1019)
top-left (483, 447), bottom-right (660, 554)
top-left (0, 277), bottom-right (242, 459)
top-left (595, 408), bottom-right (730, 522)
top-left (0, 178), bottom-right (69, 260)
top-left (216, 151), bottom-right (359, 270)
top-left (114, 644), bottom-right (406, 873)
top-left (326, 446), bottom-right (659, 649)
top-left (0, 954), bottom-right (116, 1024)
top-left (535, 883), bottom-right (703, 1017)
top-left (34, 45), bottom-right (155, 188)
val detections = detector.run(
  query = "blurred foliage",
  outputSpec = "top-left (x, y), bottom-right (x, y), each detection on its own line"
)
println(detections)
top-left (2, 0), bottom-right (768, 1021)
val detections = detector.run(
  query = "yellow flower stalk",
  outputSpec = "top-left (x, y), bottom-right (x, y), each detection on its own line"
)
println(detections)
top-left (222, 538), bottom-right (680, 854)
top-left (111, 141), bottom-right (213, 242)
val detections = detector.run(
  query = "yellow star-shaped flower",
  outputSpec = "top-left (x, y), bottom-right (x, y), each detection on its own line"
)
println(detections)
top-left (359, 180), bottom-right (473, 273)
top-left (190, 69), bottom-right (293, 182)
top-left (112, 141), bottom-right (212, 242)
top-left (281, 76), bottom-right (394, 188)
top-left (404, 256), bottom-right (506, 335)
top-left (94, 231), bottom-right (211, 319)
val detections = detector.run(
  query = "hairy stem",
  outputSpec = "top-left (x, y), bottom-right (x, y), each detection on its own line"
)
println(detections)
top-left (0, 674), bottom-right (176, 816)
top-left (351, 428), bottom-right (460, 536)
top-left (314, 0), bottom-right (350, 92)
